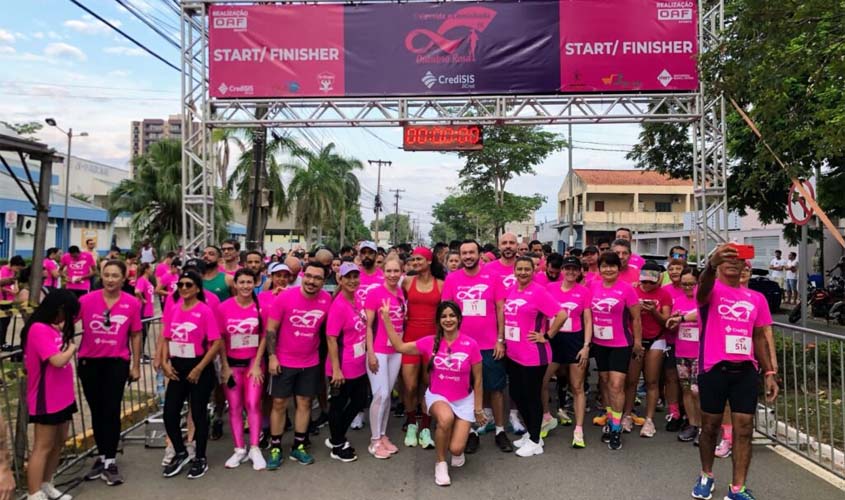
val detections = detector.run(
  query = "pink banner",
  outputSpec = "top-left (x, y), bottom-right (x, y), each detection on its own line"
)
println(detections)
top-left (559, 0), bottom-right (698, 92)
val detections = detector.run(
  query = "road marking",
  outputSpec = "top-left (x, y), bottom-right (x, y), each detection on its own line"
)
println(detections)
top-left (767, 444), bottom-right (845, 491)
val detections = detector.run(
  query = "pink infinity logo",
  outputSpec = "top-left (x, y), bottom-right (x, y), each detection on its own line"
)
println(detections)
top-left (226, 317), bottom-right (259, 335)
top-left (456, 284), bottom-right (489, 301)
top-left (404, 6), bottom-right (497, 55)
top-left (290, 310), bottom-right (325, 329)
top-left (717, 300), bottom-right (755, 322)
top-left (433, 351), bottom-right (469, 370)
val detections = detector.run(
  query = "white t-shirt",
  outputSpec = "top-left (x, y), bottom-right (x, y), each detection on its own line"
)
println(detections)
top-left (785, 258), bottom-right (798, 280)
top-left (769, 258), bottom-right (786, 279)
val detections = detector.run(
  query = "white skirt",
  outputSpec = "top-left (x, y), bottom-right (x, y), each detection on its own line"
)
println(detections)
top-left (425, 389), bottom-right (475, 423)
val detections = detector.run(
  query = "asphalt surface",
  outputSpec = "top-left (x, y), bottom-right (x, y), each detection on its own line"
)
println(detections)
top-left (67, 413), bottom-right (844, 500)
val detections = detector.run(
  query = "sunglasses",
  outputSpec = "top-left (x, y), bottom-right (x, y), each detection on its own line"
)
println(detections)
top-left (176, 281), bottom-right (196, 289)
top-left (671, 253), bottom-right (687, 259)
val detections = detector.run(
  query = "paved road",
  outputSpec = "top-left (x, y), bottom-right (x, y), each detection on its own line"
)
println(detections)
top-left (68, 415), bottom-right (843, 500)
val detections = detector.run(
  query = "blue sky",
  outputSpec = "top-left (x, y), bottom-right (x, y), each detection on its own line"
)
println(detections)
top-left (0, 0), bottom-right (642, 236)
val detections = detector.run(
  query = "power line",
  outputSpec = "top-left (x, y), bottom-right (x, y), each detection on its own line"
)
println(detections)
top-left (573, 139), bottom-right (636, 147)
top-left (114, 0), bottom-right (180, 49)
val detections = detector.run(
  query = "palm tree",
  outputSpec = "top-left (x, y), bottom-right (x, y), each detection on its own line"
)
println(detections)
top-left (330, 152), bottom-right (363, 248)
top-left (211, 128), bottom-right (246, 188)
top-left (108, 139), bottom-right (233, 251)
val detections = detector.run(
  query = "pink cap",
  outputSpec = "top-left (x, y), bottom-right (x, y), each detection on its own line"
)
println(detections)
top-left (412, 247), bottom-right (433, 262)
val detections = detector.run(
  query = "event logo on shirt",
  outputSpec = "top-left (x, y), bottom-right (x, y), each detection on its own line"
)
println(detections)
top-left (433, 351), bottom-right (469, 371)
top-left (559, 301), bottom-right (579, 314)
top-left (592, 297), bottom-right (620, 313)
top-left (717, 300), bottom-right (755, 322)
top-left (503, 298), bottom-right (527, 315)
top-left (290, 310), bottom-right (325, 329)
top-left (89, 314), bottom-right (128, 335)
top-left (386, 305), bottom-right (405, 323)
top-left (69, 260), bottom-right (86, 271)
top-left (226, 317), bottom-right (259, 335)
top-left (456, 284), bottom-right (489, 301)
top-left (355, 283), bottom-right (381, 303)
top-left (502, 275), bottom-right (517, 289)
top-left (171, 322), bottom-right (198, 342)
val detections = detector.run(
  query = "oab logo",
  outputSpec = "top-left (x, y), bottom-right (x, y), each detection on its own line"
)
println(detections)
top-left (656, 2), bottom-right (694, 21)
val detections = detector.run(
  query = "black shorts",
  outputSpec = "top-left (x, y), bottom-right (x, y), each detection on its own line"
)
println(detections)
top-left (590, 344), bottom-right (632, 374)
top-left (481, 349), bottom-right (507, 392)
top-left (664, 342), bottom-right (677, 366)
top-left (269, 365), bottom-right (322, 399)
top-left (29, 402), bottom-right (78, 425)
top-left (550, 331), bottom-right (585, 365)
top-left (697, 361), bottom-right (759, 415)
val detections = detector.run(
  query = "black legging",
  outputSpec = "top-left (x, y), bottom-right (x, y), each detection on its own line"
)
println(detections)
top-left (507, 360), bottom-right (547, 444)
top-left (328, 375), bottom-right (368, 446)
top-left (164, 358), bottom-right (216, 459)
top-left (78, 358), bottom-right (129, 460)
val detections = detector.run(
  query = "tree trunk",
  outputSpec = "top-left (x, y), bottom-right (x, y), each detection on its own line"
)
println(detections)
top-left (339, 205), bottom-right (347, 248)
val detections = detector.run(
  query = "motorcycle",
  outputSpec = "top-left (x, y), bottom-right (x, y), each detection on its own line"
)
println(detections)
top-left (789, 275), bottom-right (845, 325)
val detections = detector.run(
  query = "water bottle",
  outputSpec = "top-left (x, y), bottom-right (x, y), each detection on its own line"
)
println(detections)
top-left (155, 369), bottom-right (166, 406)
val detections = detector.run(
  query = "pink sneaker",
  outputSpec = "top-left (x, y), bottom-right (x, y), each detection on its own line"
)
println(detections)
top-left (380, 435), bottom-right (399, 454)
top-left (368, 441), bottom-right (391, 460)
top-left (715, 438), bottom-right (732, 458)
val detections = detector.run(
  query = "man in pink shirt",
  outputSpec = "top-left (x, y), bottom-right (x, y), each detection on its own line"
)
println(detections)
top-left (615, 228), bottom-right (645, 270)
top-left (484, 232), bottom-right (518, 290)
top-left (0, 256), bottom-right (25, 350)
top-left (355, 241), bottom-right (384, 309)
top-left (611, 239), bottom-right (641, 285)
top-left (60, 245), bottom-right (96, 299)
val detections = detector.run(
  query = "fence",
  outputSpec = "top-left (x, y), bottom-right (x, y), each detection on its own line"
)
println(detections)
top-left (0, 315), bottom-right (163, 492)
top-left (756, 322), bottom-right (845, 478)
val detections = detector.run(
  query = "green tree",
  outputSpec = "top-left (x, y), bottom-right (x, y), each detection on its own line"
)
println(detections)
top-left (458, 124), bottom-right (565, 235)
top-left (1, 121), bottom-right (43, 137)
top-left (211, 128), bottom-right (246, 188)
top-left (370, 213), bottom-right (413, 245)
top-left (324, 204), bottom-right (370, 250)
top-left (108, 139), bottom-right (233, 252)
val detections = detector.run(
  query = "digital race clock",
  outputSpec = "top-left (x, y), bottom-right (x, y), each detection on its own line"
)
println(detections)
top-left (402, 124), bottom-right (483, 151)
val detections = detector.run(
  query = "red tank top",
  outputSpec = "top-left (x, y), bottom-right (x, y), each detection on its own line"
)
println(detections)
top-left (405, 276), bottom-right (440, 340)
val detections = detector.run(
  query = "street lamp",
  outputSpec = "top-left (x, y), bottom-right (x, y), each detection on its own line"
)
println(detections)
top-left (45, 118), bottom-right (88, 249)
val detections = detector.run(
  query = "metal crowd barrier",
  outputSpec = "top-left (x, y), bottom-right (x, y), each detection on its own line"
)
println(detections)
top-left (0, 315), bottom-right (163, 491)
top-left (756, 322), bottom-right (845, 478)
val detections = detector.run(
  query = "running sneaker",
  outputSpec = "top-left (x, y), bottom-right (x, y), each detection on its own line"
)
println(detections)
top-left (450, 453), bottom-right (465, 468)
top-left (678, 425), bottom-right (699, 442)
top-left (513, 434), bottom-right (531, 449)
top-left (40, 482), bottom-right (71, 500)
top-left (465, 432), bottom-right (480, 454)
top-left (186, 458), bottom-right (208, 479)
top-left (509, 413), bottom-right (527, 435)
top-left (724, 485), bottom-right (755, 500)
top-left (592, 413), bottom-right (608, 426)
top-left (405, 423), bottom-right (419, 447)
top-left (289, 444), bottom-right (315, 465)
top-left (313, 411), bottom-right (330, 429)
top-left (434, 461), bottom-right (451, 486)
top-left (557, 408), bottom-right (573, 426)
top-left (84, 457), bottom-right (104, 481)
top-left (351, 412), bottom-right (365, 430)
top-left (161, 445), bottom-right (176, 467)
top-left (622, 414), bottom-right (634, 433)
top-left (419, 428), bottom-right (435, 449)
top-left (601, 424), bottom-right (611, 443)
top-left (225, 448), bottom-right (248, 469)
top-left (162, 451), bottom-right (190, 477)
top-left (368, 441), bottom-right (391, 460)
top-left (259, 431), bottom-right (270, 449)
top-left (476, 420), bottom-right (495, 435)
top-left (665, 414), bottom-right (684, 432)
top-left (640, 418), bottom-right (656, 438)
top-left (691, 474), bottom-right (715, 500)
top-left (381, 435), bottom-right (399, 454)
top-left (267, 447), bottom-right (283, 470)
top-left (210, 419), bottom-right (224, 441)
top-left (715, 439), bottom-right (732, 458)
top-left (100, 463), bottom-right (124, 486)
top-left (608, 430), bottom-right (622, 450)
top-left (540, 414), bottom-right (558, 438)
top-left (495, 431), bottom-right (514, 453)
top-left (392, 401), bottom-right (405, 418)
top-left (249, 446), bottom-right (266, 470)
top-left (572, 429), bottom-right (586, 449)
top-left (630, 413), bottom-right (646, 426)
top-left (330, 442), bottom-right (358, 463)
top-left (515, 438), bottom-right (544, 458)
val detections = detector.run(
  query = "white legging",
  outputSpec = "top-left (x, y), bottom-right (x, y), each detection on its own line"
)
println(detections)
top-left (366, 352), bottom-right (402, 441)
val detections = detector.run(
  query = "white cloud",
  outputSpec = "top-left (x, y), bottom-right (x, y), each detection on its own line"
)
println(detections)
top-left (0, 29), bottom-right (14, 44)
top-left (104, 46), bottom-right (148, 57)
top-left (33, 32), bottom-right (45, 39)
top-left (44, 42), bottom-right (87, 62)
top-left (107, 69), bottom-right (131, 78)
top-left (47, 31), bottom-right (62, 40)
top-left (14, 32), bottom-right (28, 41)
top-left (64, 17), bottom-right (122, 35)
top-left (0, 46), bottom-right (15, 54)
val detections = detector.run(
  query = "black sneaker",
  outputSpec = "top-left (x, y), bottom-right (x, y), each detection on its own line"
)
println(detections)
top-left (608, 430), bottom-right (622, 450)
top-left (210, 419), bottom-right (224, 441)
top-left (101, 463), bottom-right (124, 486)
top-left (495, 431), bottom-right (514, 453)
top-left (678, 425), bottom-right (699, 442)
top-left (392, 402), bottom-right (405, 418)
top-left (162, 451), bottom-right (190, 477)
top-left (465, 432), bottom-right (480, 454)
top-left (314, 412), bottom-right (329, 428)
top-left (601, 425), bottom-right (611, 443)
top-left (330, 443), bottom-right (358, 463)
top-left (308, 419), bottom-right (320, 436)
top-left (665, 415), bottom-right (684, 432)
top-left (84, 457), bottom-right (104, 481)
top-left (186, 458), bottom-right (208, 479)
top-left (259, 431), bottom-right (270, 449)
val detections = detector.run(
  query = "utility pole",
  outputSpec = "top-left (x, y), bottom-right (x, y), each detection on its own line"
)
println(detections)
top-left (567, 109), bottom-right (575, 252)
top-left (368, 160), bottom-right (391, 245)
top-left (390, 189), bottom-right (406, 245)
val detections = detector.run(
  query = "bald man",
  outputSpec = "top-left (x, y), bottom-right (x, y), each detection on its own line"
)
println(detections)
top-left (314, 249), bottom-right (337, 294)
top-left (484, 232), bottom-right (518, 290)
top-left (284, 255), bottom-right (302, 287)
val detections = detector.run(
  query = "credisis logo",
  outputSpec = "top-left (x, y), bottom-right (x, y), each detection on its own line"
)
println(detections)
top-left (404, 6), bottom-right (497, 63)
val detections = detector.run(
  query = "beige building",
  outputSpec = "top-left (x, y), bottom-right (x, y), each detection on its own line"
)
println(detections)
top-left (557, 169), bottom-right (692, 247)
top-left (130, 115), bottom-right (183, 159)
top-left (230, 204), bottom-right (305, 252)
top-left (504, 213), bottom-right (537, 243)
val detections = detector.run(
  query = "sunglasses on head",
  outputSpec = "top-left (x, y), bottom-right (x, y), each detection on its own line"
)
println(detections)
top-left (176, 281), bottom-right (195, 289)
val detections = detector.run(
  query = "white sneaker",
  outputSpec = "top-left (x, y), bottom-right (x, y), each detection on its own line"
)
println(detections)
top-left (509, 411), bottom-right (526, 434)
top-left (249, 446), bottom-right (266, 470)
top-left (41, 482), bottom-right (71, 500)
top-left (161, 445), bottom-right (176, 466)
top-left (434, 461), bottom-right (451, 486)
top-left (186, 441), bottom-right (197, 460)
top-left (351, 412), bottom-right (365, 430)
top-left (450, 453), bottom-right (465, 468)
top-left (225, 448), bottom-right (248, 469)
top-left (515, 439), bottom-right (544, 458)
top-left (27, 492), bottom-right (48, 500)
top-left (513, 434), bottom-right (531, 448)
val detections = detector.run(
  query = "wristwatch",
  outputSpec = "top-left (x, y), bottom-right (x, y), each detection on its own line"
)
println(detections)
top-left (497, 338), bottom-right (505, 343)
top-left (543, 333), bottom-right (551, 341)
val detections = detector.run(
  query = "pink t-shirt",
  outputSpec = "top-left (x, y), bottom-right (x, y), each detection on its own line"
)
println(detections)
top-left (503, 282), bottom-right (561, 366)
top-left (162, 288), bottom-right (220, 322)
top-left (257, 288), bottom-right (283, 325)
top-left (61, 252), bottom-right (95, 291)
top-left (533, 272), bottom-right (560, 287)
top-left (699, 280), bottom-right (772, 373)
top-left (324, 294), bottom-right (367, 379)
top-left (629, 253), bottom-right (645, 270)
top-left (219, 264), bottom-right (243, 276)
top-left (365, 285), bottom-right (406, 355)
top-left (484, 259), bottom-right (517, 291)
top-left (159, 272), bottom-right (178, 296)
top-left (589, 279), bottom-right (639, 348)
top-left (662, 283), bottom-right (685, 303)
top-left (0, 265), bottom-right (15, 301)
top-left (635, 285), bottom-right (672, 340)
top-left (135, 276), bottom-right (155, 317)
top-left (25, 323), bottom-right (75, 415)
top-left (154, 262), bottom-right (170, 279)
top-left (417, 333), bottom-right (481, 402)
top-left (216, 298), bottom-right (263, 361)
top-left (78, 290), bottom-right (143, 360)
top-left (163, 301), bottom-right (220, 358)
top-left (618, 265), bottom-right (641, 286)
top-left (546, 282), bottom-right (592, 334)
top-left (43, 259), bottom-right (58, 288)
top-left (356, 267), bottom-right (384, 310)
top-left (268, 287), bottom-right (332, 368)
top-left (671, 292), bottom-right (700, 359)
top-left (584, 271), bottom-right (601, 284)
top-left (441, 267), bottom-right (504, 350)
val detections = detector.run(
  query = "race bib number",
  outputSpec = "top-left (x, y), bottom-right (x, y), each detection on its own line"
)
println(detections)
top-left (462, 299), bottom-right (487, 317)
top-left (504, 325), bottom-right (520, 342)
top-left (560, 317), bottom-right (574, 333)
top-left (353, 341), bottom-right (366, 358)
top-left (594, 325), bottom-right (613, 340)
top-left (679, 326), bottom-right (699, 342)
top-left (725, 335), bottom-right (751, 355)
top-left (231, 334), bottom-right (259, 350)
top-left (170, 342), bottom-right (196, 358)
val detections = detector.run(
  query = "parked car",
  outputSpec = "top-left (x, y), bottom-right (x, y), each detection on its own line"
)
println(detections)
top-left (747, 270), bottom-right (783, 313)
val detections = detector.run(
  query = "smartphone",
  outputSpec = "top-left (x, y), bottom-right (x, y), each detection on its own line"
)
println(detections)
top-left (226, 376), bottom-right (236, 389)
top-left (730, 244), bottom-right (755, 260)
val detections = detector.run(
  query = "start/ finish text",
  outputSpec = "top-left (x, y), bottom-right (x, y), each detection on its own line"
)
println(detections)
top-left (564, 40), bottom-right (694, 56)
top-left (212, 47), bottom-right (340, 62)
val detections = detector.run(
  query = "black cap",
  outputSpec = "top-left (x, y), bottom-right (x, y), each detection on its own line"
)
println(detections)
top-left (182, 258), bottom-right (206, 274)
top-left (562, 256), bottom-right (581, 268)
top-left (583, 245), bottom-right (599, 255)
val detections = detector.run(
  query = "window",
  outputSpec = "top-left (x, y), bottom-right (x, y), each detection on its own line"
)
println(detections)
top-left (655, 202), bottom-right (672, 213)
top-left (594, 200), bottom-right (605, 212)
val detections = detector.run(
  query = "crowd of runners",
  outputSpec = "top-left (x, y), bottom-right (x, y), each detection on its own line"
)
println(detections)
top-left (12, 228), bottom-right (779, 500)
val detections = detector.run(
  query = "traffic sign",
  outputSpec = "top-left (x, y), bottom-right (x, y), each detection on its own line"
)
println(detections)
top-left (787, 180), bottom-right (815, 225)
top-left (4, 211), bottom-right (17, 229)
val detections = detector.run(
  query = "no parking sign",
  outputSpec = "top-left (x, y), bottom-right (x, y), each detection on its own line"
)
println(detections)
top-left (787, 180), bottom-right (815, 226)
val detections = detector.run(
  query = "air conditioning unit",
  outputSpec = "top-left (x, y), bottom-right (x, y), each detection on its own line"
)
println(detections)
top-left (17, 216), bottom-right (36, 235)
